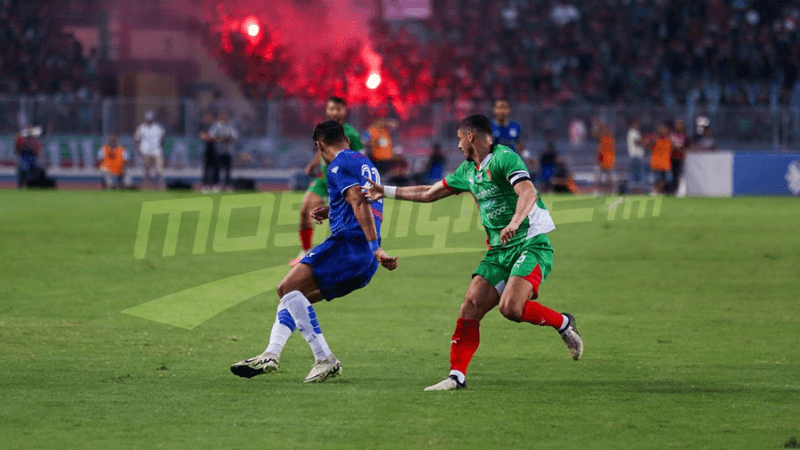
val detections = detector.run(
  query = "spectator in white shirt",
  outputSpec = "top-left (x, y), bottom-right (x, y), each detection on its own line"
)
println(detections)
top-left (626, 120), bottom-right (646, 190)
top-left (134, 110), bottom-right (166, 190)
top-left (209, 111), bottom-right (239, 191)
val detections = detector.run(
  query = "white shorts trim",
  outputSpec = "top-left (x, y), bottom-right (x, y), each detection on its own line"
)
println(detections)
top-left (494, 280), bottom-right (507, 296)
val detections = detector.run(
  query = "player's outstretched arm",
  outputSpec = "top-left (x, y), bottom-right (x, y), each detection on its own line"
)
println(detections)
top-left (344, 186), bottom-right (398, 271)
top-left (363, 179), bottom-right (453, 203)
top-left (500, 180), bottom-right (538, 246)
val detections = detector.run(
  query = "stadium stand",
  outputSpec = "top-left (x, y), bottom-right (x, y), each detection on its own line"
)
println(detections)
top-left (0, 0), bottom-right (101, 134)
top-left (207, 0), bottom-right (800, 108)
top-left (3, 0), bottom-right (800, 193)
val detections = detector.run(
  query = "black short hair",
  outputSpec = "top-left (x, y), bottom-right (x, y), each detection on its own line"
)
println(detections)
top-left (459, 114), bottom-right (493, 136)
top-left (494, 98), bottom-right (510, 106)
top-left (313, 120), bottom-right (347, 145)
top-left (327, 96), bottom-right (346, 107)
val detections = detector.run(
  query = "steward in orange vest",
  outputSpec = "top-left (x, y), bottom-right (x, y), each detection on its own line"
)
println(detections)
top-left (98, 135), bottom-right (128, 189)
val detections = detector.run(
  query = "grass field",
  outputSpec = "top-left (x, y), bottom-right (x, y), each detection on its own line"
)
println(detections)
top-left (1, 190), bottom-right (798, 449)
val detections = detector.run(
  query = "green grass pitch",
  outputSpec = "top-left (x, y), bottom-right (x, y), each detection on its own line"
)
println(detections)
top-left (1, 190), bottom-right (798, 449)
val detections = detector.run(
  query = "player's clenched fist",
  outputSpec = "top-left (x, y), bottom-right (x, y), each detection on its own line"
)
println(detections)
top-left (374, 248), bottom-right (398, 270)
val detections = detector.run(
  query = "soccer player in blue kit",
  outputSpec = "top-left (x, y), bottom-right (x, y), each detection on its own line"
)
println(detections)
top-left (231, 120), bottom-right (398, 383)
top-left (491, 99), bottom-right (524, 153)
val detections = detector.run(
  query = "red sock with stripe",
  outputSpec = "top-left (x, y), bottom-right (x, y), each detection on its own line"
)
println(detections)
top-left (449, 319), bottom-right (480, 379)
top-left (520, 301), bottom-right (566, 329)
top-left (299, 228), bottom-right (313, 251)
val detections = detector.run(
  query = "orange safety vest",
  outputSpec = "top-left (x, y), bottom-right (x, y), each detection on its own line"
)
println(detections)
top-left (650, 138), bottom-right (672, 171)
top-left (100, 145), bottom-right (126, 176)
top-left (368, 125), bottom-right (393, 161)
top-left (598, 135), bottom-right (615, 169)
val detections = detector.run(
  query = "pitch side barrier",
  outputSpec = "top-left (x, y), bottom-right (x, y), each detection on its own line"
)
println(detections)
top-left (684, 151), bottom-right (800, 197)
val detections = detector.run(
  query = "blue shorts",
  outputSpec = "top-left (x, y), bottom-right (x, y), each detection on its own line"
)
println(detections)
top-left (301, 232), bottom-right (379, 300)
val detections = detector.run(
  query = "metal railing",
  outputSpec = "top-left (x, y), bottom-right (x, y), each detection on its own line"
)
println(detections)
top-left (3, 96), bottom-right (799, 170)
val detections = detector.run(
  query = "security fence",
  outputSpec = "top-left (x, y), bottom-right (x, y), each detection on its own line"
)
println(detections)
top-left (3, 96), bottom-right (800, 171)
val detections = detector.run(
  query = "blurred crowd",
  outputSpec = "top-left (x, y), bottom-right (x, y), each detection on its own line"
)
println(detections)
top-left (208, 0), bottom-right (800, 110)
top-left (0, 0), bottom-right (101, 133)
top-left (417, 0), bottom-right (800, 108)
top-left (4, 0), bottom-right (800, 112)
top-left (0, 0), bottom-right (98, 96)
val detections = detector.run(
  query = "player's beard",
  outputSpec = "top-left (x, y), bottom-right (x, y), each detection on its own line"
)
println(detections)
top-left (465, 146), bottom-right (476, 163)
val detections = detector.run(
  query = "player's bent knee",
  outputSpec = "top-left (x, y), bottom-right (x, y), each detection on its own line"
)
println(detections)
top-left (300, 198), bottom-right (316, 214)
top-left (498, 301), bottom-right (522, 322)
top-left (277, 281), bottom-right (294, 298)
top-left (300, 195), bottom-right (322, 227)
top-left (459, 296), bottom-right (484, 320)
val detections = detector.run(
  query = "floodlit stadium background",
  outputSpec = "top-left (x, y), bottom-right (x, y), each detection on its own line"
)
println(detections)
top-left (2, 0), bottom-right (800, 195)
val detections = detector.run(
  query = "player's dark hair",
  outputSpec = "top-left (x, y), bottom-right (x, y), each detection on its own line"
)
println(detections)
top-left (327, 96), bottom-right (346, 107)
top-left (494, 98), bottom-right (510, 105)
top-left (459, 114), bottom-right (493, 136)
top-left (313, 120), bottom-right (347, 145)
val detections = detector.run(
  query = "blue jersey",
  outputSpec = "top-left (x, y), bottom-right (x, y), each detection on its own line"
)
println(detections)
top-left (326, 149), bottom-right (383, 237)
top-left (492, 121), bottom-right (522, 152)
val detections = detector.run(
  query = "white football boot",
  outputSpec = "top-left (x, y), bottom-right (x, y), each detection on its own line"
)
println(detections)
top-left (230, 352), bottom-right (280, 378)
top-left (303, 355), bottom-right (342, 383)
top-left (424, 375), bottom-right (467, 391)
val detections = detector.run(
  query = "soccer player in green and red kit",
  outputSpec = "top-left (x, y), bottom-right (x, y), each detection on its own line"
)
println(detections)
top-left (291, 96), bottom-right (363, 266)
top-left (365, 114), bottom-right (583, 391)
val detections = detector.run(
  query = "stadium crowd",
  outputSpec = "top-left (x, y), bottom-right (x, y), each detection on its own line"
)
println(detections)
top-left (0, 0), bottom-right (101, 133)
top-left (5, 0), bottom-right (800, 111)
top-left (208, 0), bottom-right (800, 109)
top-left (3, 0), bottom-right (800, 111)
top-left (0, 0), bottom-right (98, 96)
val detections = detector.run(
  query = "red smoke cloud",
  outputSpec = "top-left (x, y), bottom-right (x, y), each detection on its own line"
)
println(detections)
top-left (183, 1), bottom-right (408, 115)
top-left (209, 0), bottom-right (375, 65)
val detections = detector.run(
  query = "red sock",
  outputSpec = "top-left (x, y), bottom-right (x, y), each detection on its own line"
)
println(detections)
top-left (449, 319), bottom-right (480, 375)
top-left (520, 301), bottom-right (564, 329)
top-left (299, 228), bottom-right (313, 251)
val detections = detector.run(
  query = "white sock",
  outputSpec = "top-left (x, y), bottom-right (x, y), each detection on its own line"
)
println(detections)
top-left (558, 314), bottom-right (569, 333)
top-left (449, 370), bottom-right (466, 385)
top-left (282, 290), bottom-right (332, 361)
top-left (264, 301), bottom-right (295, 356)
